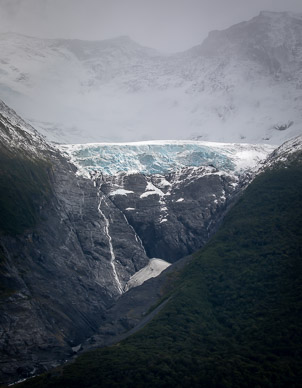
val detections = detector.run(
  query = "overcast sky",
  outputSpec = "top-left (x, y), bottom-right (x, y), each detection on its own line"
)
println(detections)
top-left (0, 0), bottom-right (302, 52)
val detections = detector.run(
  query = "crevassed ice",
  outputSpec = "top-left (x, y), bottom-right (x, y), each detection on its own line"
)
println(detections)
top-left (59, 140), bottom-right (276, 176)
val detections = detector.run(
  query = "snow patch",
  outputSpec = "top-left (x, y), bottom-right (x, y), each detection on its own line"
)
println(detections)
top-left (140, 181), bottom-right (165, 198)
top-left (125, 258), bottom-right (171, 290)
top-left (110, 188), bottom-right (134, 196)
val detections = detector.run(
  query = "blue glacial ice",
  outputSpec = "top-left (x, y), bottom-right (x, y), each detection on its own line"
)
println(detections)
top-left (59, 140), bottom-right (276, 176)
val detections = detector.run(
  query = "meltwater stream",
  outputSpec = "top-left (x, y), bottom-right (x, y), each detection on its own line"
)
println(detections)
top-left (97, 191), bottom-right (123, 294)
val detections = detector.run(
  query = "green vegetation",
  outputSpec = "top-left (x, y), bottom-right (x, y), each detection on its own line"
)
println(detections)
top-left (19, 158), bottom-right (302, 387)
top-left (0, 144), bottom-right (52, 235)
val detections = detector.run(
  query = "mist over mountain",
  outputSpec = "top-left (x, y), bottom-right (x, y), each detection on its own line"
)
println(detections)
top-left (0, 11), bottom-right (301, 144)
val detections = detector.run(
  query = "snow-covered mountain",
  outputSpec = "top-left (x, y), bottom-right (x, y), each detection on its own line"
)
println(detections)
top-left (263, 134), bottom-right (302, 167)
top-left (0, 11), bottom-right (301, 144)
top-left (0, 99), bottom-right (51, 156)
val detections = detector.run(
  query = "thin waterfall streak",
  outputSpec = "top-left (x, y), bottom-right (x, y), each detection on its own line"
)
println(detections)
top-left (97, 193), bottom-right (123, 294)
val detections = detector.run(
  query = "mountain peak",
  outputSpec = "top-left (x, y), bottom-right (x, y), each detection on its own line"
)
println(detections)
top-left (112, 35), bottom-right (133, 42)
top-left (191, 9), bottom-right (302, 62)
top-left (258, 10), bottom-right (302, 19)
top-left (259, 10), bottom-right (289, 17)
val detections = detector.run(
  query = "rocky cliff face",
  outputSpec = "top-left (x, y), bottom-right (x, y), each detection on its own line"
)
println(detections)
top-left (0, 101), bottom-right (149, 384)
top-left (0, 100), bottom-right (273, 384)
top-left (62, 140), bottom-right (273, 264)
top-left (99, 167), bottom-right (244, 262)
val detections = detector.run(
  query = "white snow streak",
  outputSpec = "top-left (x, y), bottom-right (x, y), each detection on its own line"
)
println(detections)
top-left (140, 181), bottom-right (165, 198)
top-left (110, 188), bottom-right (134, 196)
top-left (122, 214), bottom-right (147, 256)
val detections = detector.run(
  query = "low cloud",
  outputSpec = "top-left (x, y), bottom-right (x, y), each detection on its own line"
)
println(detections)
top-left (0, 0), bottom-right (301, 51)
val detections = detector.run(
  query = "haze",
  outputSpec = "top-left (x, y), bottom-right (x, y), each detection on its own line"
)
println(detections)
top-left (0, 0), bottom-right (302, 52)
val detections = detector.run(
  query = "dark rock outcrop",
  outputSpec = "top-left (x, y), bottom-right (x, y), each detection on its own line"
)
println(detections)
top-left (99, 166), bottom-right (246, 262)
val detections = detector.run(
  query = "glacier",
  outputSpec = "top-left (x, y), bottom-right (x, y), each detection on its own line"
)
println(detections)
top-left (59, 140), bottom-right (276, 176)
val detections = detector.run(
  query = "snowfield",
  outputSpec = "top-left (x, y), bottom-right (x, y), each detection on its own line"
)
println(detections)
top-left (0, 11), bottom-right (301, 145)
